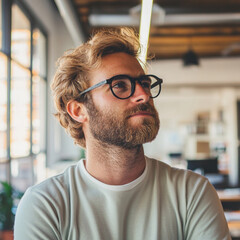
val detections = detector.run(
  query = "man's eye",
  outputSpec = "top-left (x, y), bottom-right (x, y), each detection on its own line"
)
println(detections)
top-left (112, 80), bottom-right (128, 89)
top-left (141, 81), bottom-right (151, 89)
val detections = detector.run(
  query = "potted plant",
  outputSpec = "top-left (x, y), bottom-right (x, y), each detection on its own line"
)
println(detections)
top-left (0, 182), bottom-right (23, 240)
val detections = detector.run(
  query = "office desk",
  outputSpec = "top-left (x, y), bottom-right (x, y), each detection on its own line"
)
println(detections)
top-left (228, 221), bottom-right (240, 239)
top-left (217, 189), bottom-right (240, 214)
top-left (217, 190), bottom-right (240, 238)
top-left (217, 188), bottom-right (240, 202)
top-left (228, 220), bottom-right (240, 230)
top-left (225, 211), bottom-right (240, 238)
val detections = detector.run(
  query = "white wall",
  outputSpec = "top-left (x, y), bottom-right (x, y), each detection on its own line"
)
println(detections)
top-left (148, 57), bottom-right (240, 86)
top-left (23, 0), bottom-right (82, 165)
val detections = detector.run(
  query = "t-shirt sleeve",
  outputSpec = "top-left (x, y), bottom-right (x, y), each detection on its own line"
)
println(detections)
top-left (14, 187), bottom-right (61, 240)
top-left (184, 176), bottom-right (231, 240)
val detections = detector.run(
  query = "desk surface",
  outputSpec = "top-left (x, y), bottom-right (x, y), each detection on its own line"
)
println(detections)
top-left (228, 221), bottom-right (240, 237)
top-left (217, 188), bottom-right (240, 202)
top-left (226, 211), bottom-right (240, 237)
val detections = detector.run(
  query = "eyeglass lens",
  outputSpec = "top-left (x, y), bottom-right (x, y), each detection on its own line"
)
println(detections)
top-left (110, 76), bottom-right (160, 99)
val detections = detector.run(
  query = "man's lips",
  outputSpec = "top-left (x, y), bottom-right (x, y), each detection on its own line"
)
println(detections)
top-left (128, 111), bottom-right (154, 118)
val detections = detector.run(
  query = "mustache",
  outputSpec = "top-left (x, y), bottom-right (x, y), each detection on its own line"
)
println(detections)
top-left (125, 103), bottom-right (157, 118)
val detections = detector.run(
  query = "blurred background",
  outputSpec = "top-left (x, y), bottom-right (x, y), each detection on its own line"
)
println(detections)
top-left (1, 0), bottom-right (240, 237)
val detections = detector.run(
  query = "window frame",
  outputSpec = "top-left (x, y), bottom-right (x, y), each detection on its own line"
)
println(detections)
top-left (0, 0), bottom-right (48, 188)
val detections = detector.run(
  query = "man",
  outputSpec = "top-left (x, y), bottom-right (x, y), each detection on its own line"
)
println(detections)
top-left (14, 28), bottom-right (231, 239)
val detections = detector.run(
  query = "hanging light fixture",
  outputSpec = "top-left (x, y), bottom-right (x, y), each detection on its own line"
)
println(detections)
top-left (182, 37), bottom-right (199, 66)
top-left (183, 49), bottom-right (199, 66)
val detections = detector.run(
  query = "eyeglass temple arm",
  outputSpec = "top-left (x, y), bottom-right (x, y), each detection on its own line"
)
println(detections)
top-left (79, 80), bottom-right (108, 96)
top-left (151, 78), bottom-right (163, 89)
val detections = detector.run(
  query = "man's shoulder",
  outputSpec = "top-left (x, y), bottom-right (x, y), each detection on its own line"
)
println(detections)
top-left (146, 156), bottom-right (172, 169)
top-left (145, 156), bottom-right (214, 208)
top-left (27, 161), bottom-right (82, 196)
top-left (146, 156), bottom-right (209, 186)
top-left (145, 156), bottom-right (184, 174)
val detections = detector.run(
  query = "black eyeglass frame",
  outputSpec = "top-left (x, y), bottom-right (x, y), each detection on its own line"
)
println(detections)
top-left (78, 74), bottom-right (163, 100)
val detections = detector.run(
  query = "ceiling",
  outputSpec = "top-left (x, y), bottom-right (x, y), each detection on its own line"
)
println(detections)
top-left (70, 0), bottom-right (240, 60)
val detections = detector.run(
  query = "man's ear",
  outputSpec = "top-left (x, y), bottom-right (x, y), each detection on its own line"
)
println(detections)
top-left (67, 100), bottom-right (88, 123)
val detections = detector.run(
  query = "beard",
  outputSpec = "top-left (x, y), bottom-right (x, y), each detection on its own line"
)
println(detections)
top-left (85, 97), bottom-right (160, 149)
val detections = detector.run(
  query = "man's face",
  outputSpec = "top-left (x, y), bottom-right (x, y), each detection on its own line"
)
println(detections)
top-left (85, 52), bottom-right (160, 149)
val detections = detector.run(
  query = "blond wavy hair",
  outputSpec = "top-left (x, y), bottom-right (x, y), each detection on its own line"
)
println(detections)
top-left (51, 27), bottom-right (142, 148)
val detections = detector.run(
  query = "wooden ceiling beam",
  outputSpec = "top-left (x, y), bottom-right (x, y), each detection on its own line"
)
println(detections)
top-left (149, 45), bottom-right (237, 53)
top-left (155, 0), bottom-right (240, 14)
top-left (149, 45), bottom-right (240, 58)
top-left (73, 0), bottom-right (139, 7)
top-left (150, 26), bottom-right (240, 36)
top-left (149, 35), bottom-right (240, 45)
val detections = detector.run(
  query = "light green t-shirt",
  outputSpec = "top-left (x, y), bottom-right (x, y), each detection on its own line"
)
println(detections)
top-left (14, 157), bottom-right (231, 240)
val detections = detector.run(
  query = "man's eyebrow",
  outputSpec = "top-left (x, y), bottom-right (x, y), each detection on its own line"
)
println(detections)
top-left (125, 74), bottom-right (148, 79)
top-left (136, 74), bottom-right (150, 79)
top-left (106, 73), bottom-right (147, 80)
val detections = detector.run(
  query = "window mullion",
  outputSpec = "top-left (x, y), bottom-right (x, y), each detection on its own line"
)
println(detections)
top-left (2, 0), bottom-right (12, 56)
top-left (30, 24), bottom-right (34, 186)
top-left (3, 0), bottom-right (12, 184)
top-left (30, 24), bottom-right (33, 155)
top-left (6, 57), bottom-right (11, 183)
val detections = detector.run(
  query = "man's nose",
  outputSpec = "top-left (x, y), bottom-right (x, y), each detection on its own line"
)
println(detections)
top-left (130, 82), bottom-right (150, 103)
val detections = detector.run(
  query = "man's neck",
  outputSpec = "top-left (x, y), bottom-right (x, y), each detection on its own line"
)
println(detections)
top-left (84, 140), bottom-right (146, 185)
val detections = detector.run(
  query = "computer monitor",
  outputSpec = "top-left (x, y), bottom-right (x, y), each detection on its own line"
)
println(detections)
top-left (187, 157), bottom-right (219, 174)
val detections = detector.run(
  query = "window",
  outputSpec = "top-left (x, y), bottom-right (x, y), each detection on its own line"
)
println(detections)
top-left (0, 163), bottom-right (9, 182)
top-left (32, 29), bottom-right (47, 155)
top-left (0, 0), bottom-right (2, 49)
top-left (32, 76), bottom-right (46, 154)
top-left (10, 61), bottom-right (31, 158)
top-left (0, 0), bottom-right (47, 191)
top-left (11, 157), bottom-right (33, 192)
top-left (11, 4), bottom-right (31, 67)
top-left (33, 29), bottom-right (47, 77)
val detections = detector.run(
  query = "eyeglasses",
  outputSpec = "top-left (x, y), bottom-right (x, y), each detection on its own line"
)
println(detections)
top-left (78, 74), bottom-right (163, 100)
